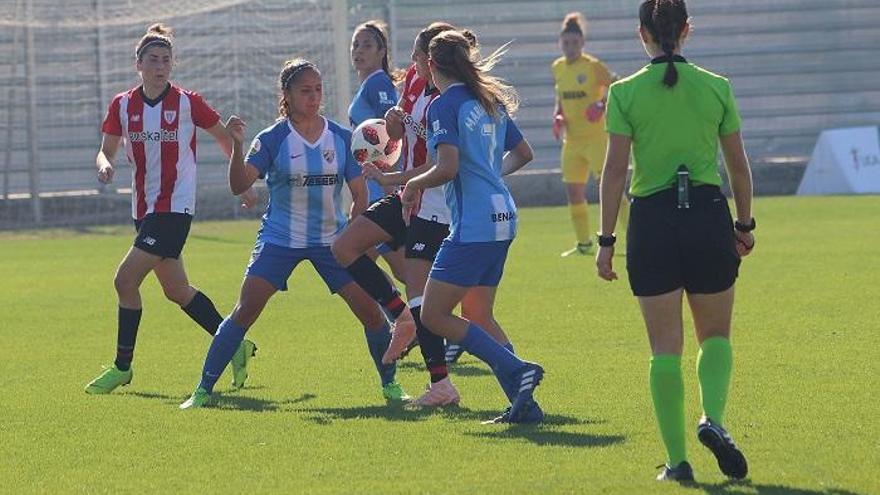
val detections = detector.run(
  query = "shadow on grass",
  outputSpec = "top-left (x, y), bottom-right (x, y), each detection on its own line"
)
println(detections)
top-left (293, 403), bottom-right (596, 429)
top-left (465, 427), bottom-right (625, 448)
top-left (124, 389), bottom-right (317, 413)
top-left (125, 390), bottom-right (182, 405)
top-left (214, 392), bottom-right (318, 412)
top-left (395, 360), bottom-right (493, 378)
top-left (685, 480), bottom-right (865, 495)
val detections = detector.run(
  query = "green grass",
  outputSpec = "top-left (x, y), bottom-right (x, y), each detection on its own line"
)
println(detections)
top-left (2, 196), bottom-right (878, 494)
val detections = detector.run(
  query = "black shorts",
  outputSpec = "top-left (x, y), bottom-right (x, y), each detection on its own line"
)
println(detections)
top-left (132, 212), bottom-right (193, 259)
top-left (362, 193), bottom-right (407, 250)
top-left (626, 185), bottom-right (740, 297)
top-left (405, 216), bottom-right (449, 261)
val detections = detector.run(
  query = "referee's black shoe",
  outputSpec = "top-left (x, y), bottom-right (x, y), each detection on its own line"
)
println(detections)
top-left (698, 416), bottom-right (748, 479)
top-left (656, 461), bottom-right (694, 482)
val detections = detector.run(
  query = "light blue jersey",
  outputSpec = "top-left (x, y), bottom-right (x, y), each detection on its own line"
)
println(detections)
top-left (245, 118), bottom-right (362, 248)
top-left (349, 70), bottom-right (398, 202)
top-left (427, 83), bottom-right (524, 243)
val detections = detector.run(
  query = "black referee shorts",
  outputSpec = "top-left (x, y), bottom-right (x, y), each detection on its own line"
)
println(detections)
top-left (626, 185), bottom-right (740, 297)
top-left (362, 193), bottom-right (407, 250)
top-left (133, 212), bottom-right (193, 259)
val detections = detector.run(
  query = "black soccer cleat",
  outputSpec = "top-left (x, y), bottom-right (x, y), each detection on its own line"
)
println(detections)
top-left (656, 461), bottom-right (695, 482)
top-left (698, 416), bottom-right (748, 479)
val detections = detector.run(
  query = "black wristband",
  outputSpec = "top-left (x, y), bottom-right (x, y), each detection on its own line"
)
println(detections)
top-left (597, 233), bottom-right (616, 247)
top-left (734, 218), bottom-right (756, 233)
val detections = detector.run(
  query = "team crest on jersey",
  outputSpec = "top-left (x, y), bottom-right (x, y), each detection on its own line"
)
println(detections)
top-left (163, 110), bottom-right (177, 124)
top-left (131, 114), bottom-right (141, 122)
top-left (577, 73), bottom-right (588, 84)
top-left (379, 91), bottom-right (393, 105)
top-left (322, 149), bottom-right (335, 163)
top-left (248, 137), bottom-right (261, 156)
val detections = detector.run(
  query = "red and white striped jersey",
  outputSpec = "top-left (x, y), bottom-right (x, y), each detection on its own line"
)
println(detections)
top-left (398, 66), bottom-right (450, 224)
top-left (102, 84), bottom-right (221, 220)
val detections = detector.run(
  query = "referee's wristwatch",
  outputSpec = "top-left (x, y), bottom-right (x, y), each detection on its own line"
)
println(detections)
top-left (734, 218), bottom-right (756, 233)
top-left (597, 233), bottom-right (616, 247)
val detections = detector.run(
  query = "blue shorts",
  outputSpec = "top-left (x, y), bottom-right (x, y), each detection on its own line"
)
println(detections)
top-left (246, 242), bottom-right (353, 293)
top-left (429, 239), bottom-right (512, 288)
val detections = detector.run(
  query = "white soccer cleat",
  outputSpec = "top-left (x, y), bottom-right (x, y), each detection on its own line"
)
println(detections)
top-left (409, 377), bottom-right (461, 407)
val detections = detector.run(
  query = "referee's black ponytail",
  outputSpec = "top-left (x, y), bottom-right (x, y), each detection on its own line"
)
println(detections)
top-left (639, 0), bottom-right (688, 88)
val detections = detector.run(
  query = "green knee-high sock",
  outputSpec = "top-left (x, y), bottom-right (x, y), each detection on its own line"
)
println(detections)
top-left (697, 336), bottom-right (733, 425)
top-left (650, 354), bottom-right (687, 466)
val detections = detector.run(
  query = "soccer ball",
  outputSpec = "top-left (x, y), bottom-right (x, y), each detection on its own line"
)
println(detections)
top-left (351, 118), bottom-right (401, 171)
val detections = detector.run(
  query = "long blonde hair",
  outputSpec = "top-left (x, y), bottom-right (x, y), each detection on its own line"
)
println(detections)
top-left (428, 31), bottom-right (518, 119)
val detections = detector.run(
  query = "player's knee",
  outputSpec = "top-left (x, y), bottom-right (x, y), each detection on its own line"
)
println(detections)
top-left (330, 237), bottom-right (352, 265)
top-left (113, 271), bottom-right (139, 296)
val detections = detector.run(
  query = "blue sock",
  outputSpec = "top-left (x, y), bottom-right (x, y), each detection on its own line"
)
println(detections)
top-left (364, 322), bottom-right (396, 387)
top-left (459, 323), bottom-right (524, 383)
top-left (198, 317), bottom-right (247, 393)
top-left (494, 341), bottom-right (518, 401)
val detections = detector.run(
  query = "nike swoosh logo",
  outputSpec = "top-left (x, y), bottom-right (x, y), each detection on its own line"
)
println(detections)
top-left (290, 153), bottom-right (304, 159)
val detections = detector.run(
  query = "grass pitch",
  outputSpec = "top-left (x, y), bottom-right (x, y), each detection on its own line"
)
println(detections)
top-left (2, 196), bottom-right (878, 494)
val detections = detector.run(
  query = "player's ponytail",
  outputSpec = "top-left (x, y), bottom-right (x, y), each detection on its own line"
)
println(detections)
top-left (416, 22), bottom-right (478, 55)
top-left (135, 23), bottom-right (174, 61)
top-left (428, 30), bottom-right (518, 119)
top-left (355, 20), bottom-right (404, 84)
top-left (560, 12), bottom-right (586, 38)
top-left (639, 0), bottom-right (688, 88)
top-left (278, 58), bottom-right (320, 118)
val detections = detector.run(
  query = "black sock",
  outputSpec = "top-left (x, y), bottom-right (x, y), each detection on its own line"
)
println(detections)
top-left (115, 307), bottom-right (142, 371)
top-left (412, 305), bottom-right (447, 382)
top-left (346, 255), bottom-right (405, 319)
top-left (181, 290), bottom-right (224, 336)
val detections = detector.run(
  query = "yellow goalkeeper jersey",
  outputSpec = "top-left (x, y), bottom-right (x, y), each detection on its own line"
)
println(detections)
top-left (552, 53), bottom-right (615, 137)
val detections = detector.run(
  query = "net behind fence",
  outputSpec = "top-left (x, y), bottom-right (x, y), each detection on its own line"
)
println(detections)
top-left (2, 0), bottom-right (879, 228)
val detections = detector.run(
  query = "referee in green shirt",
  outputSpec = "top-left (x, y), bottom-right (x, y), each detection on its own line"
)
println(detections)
top-left (596, 0), bottom-right (755, 483)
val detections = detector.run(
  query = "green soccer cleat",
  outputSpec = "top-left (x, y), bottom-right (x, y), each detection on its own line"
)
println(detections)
top-left (85, 365), bottom-right (133, 394)
top-left (382, 381), bottom-right (411, 403)
top-left (561, 241), bottom-right (593, 257)
top-left (230, 339), bottom-right (257, 390)
top-left (179, 388), bottom-right (213, 410)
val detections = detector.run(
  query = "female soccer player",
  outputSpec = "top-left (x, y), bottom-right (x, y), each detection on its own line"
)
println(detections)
top-left (85, 24), bottom-right (256, 395)
top-left (180, 58), bottom-right (408, 408)
top-left (551, 12), bottom-right (622, 257)
top-left (401, 31), bottom-right (544, 423)
top-left (334, 23), bottom-right (514, 407)
top-left (349, 20), bottom-right (407, 283)
top-left (597, 0), bottom-right (754, 481)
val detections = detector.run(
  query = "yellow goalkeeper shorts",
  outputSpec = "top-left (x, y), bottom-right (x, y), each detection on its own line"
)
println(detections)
top-left (561, 135), bottom-right (607, 184)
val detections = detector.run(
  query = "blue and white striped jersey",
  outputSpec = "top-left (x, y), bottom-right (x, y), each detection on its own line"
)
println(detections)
top-left (246, 118), bottom-right (361, 248)
top-left (426, 83), bottom-right (524, 243)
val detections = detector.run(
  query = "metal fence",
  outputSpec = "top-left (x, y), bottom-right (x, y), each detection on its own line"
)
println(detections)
top-left (1, 0), bottom-right (878, 227)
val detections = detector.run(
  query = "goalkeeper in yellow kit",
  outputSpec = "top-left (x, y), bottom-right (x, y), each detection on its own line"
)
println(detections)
top-left (552, 12), bottom-right (625, 256)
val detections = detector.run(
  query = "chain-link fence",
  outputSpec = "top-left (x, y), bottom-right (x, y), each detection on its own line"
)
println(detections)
top-left (2, 0), bottom-right (878, 228)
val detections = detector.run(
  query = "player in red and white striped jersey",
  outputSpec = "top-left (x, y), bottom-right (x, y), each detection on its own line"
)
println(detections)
top-left (85, 24), bottom-right (257, 395)
top-left (332, 23), bottom-right (514, 407)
